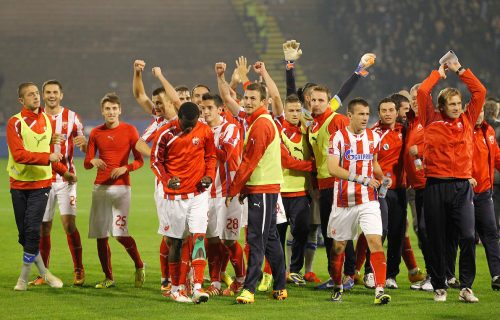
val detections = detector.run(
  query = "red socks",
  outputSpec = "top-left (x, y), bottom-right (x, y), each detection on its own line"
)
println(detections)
top-left (355, 233), bottom-right (367, 271)
top-left (226, 241), bottom-right (246, 278)
top-left (66, 230), bottom-right (83, 270)
top-left (39, 234), bottom-right (51, 267)
top-left (192, 259), bottom-right (207, 286)
top-left (263, 258), bottom-right (272, 275)
top-left (370, 251), bottom-right (387, 288)
top-left (219, 242), bottom-right (230, 274)
top-left (117, 236), bottom-right (143, 269)
top-left (330, 251), bottom-right (345, 286)
top-left (160, 237), bottom-right (169, 280)
top-left (169, 262), bottom-right (181, 286)
top-left (207, 241), bottom-right (221, 282)
top-left (97, 238), bottom-right (113, 280)
top-left (402, 236), bottom-right (418, 271)
top-left (179, 239), bottom-right (192, 286)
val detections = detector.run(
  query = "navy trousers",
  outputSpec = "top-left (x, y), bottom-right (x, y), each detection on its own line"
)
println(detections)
top-left (11, 187), bottom-right (51, 254)
top-left (244, 193), bottom-right (286, 292)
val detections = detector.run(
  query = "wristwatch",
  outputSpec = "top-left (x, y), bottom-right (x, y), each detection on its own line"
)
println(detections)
top-left (456, 66), bottom-right (465, 75)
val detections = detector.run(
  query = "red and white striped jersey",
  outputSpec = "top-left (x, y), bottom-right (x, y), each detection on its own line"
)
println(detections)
top-left (209, 117), bottom-right (241, 198)
top-left (47, 107), bottom-right (84, 182)
top-left (141, 116), bottom-right (172, 143)
top-left (329, 128), bottom-right (380, 207)
top-left (141, 115), bottom-right (173, 191)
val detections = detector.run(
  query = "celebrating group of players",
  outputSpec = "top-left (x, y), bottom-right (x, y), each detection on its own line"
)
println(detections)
top-left (7, 40), bottom-right (500, 306)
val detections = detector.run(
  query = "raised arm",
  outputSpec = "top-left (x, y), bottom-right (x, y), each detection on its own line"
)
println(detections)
top-left (254, 61), bottom-right (283, 116)
top-left (283, 40), bottom-right (302, 96)
top-left (216, 62), bottom-right (241, 116)
top-left (446, 59), bottom-right (487, 124)
top-left (132, 60), bottom-right (155, 114)
top-left (417, 65), bottom-right (445, 127)
top-left (331, 53), bottom-right (376, 113)
top-left (152, 66), bottom-right (182, 110)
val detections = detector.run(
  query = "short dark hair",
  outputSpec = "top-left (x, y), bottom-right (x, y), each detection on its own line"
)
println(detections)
top-left (377, 97), bottom-right (395, 111)
top-left (152, 87), bottom-right (166, 96)
top-left (297, 82), bottom-right (317, 103)
top-left (18, 82), bottom-right (37, 98)
top-left (347, 98), bottom-right (369, 113)
top-left (285, 94), bottom-right (301, 105)
top-left (100, 92), bottom-right (121, 108)
top-left (178, 102), bottom-right (200, 120)
top-left (246, 82), bottom-right (267, 101)
top-left (191, 84), bottom-right (210, 96)
top-left (201, 92), bottom-right (223, 107)
top-left (42, 79), bottom-right (63, 93)
top-left (175, 85), bottom-right (190, 93)
top-left (389, 93), bottom-right (409, 111)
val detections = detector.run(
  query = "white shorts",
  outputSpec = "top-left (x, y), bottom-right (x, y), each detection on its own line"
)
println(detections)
top-left (206, 197), bottom-right (243, 240)
top-left (241, 197), bottom-right (248, 227)
top-left (43, 181), bottom-right (77, 222)
top-left (88, 185), bottom-right (131, 238)
top-left (155, 181), bottom-right (169, 236)
top-left (327, 201), bottom-right (382, 241)
top-left (276, 194), bottom-right (287, 225)
top-left (164, 191), bottom-right (209, 239)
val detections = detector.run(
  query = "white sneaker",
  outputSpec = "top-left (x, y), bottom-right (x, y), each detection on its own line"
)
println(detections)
top-left (192, 288), bottom-right (209, 304)
top-left (171, 290), bottom-right (193, 303)
top-left (459, 288), bottom-right (479, 303)
top-left (385, 278), bottom-right (398, 289)
top-left (421, 277), bottom-right (434, 292)
top-left (363, 273), bottom-right (375, 289)
top-left (446, 277), bottom-right (460, 289)
top-left (43, 271), bottom-right (63, 288)
top-left (410, 282), bottom-right (421, 290)
top-left (14, 278), bottom-right (27, 291)
top-left (410, 276), bottom-right (433, 291)
top-left (434, 289), bottom-right (447, 302)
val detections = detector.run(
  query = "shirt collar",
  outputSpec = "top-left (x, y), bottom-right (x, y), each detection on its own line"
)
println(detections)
top-left (246, 107), bottom-right (269, 126)
top-left (312, 108), bottom-right (332, 121)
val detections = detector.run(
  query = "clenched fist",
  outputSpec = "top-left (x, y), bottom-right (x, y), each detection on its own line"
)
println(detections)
top-left (134, 60), bottom-right (145, 72)
top-left (152, 67), bottom-right (163, 78)
top-left (215, 62), bottom-right (227, 77)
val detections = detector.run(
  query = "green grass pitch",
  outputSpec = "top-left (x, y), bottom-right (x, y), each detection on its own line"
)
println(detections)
top-left (0, 159), bottom-right (498, 319)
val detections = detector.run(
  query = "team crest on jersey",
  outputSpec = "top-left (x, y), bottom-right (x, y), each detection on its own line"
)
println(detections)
top-left (369, 141), bottom-right (375, 153)
top-left (192, 137), bottom-right (200, 145)
top-left (417, 123), bottom-right (423, 130)
top-left (398, 133), bottom-right (403, 140)
top-left (489, 135), bottom-right (495, 144)
top-left (344, 148), bottom-right (374, 161)
top-left (457, 122), bottom-right (463, 129)
top-left (62, 122), bottom-right (68, 130)
top-left (383, 143), bottom-right (390, 150)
